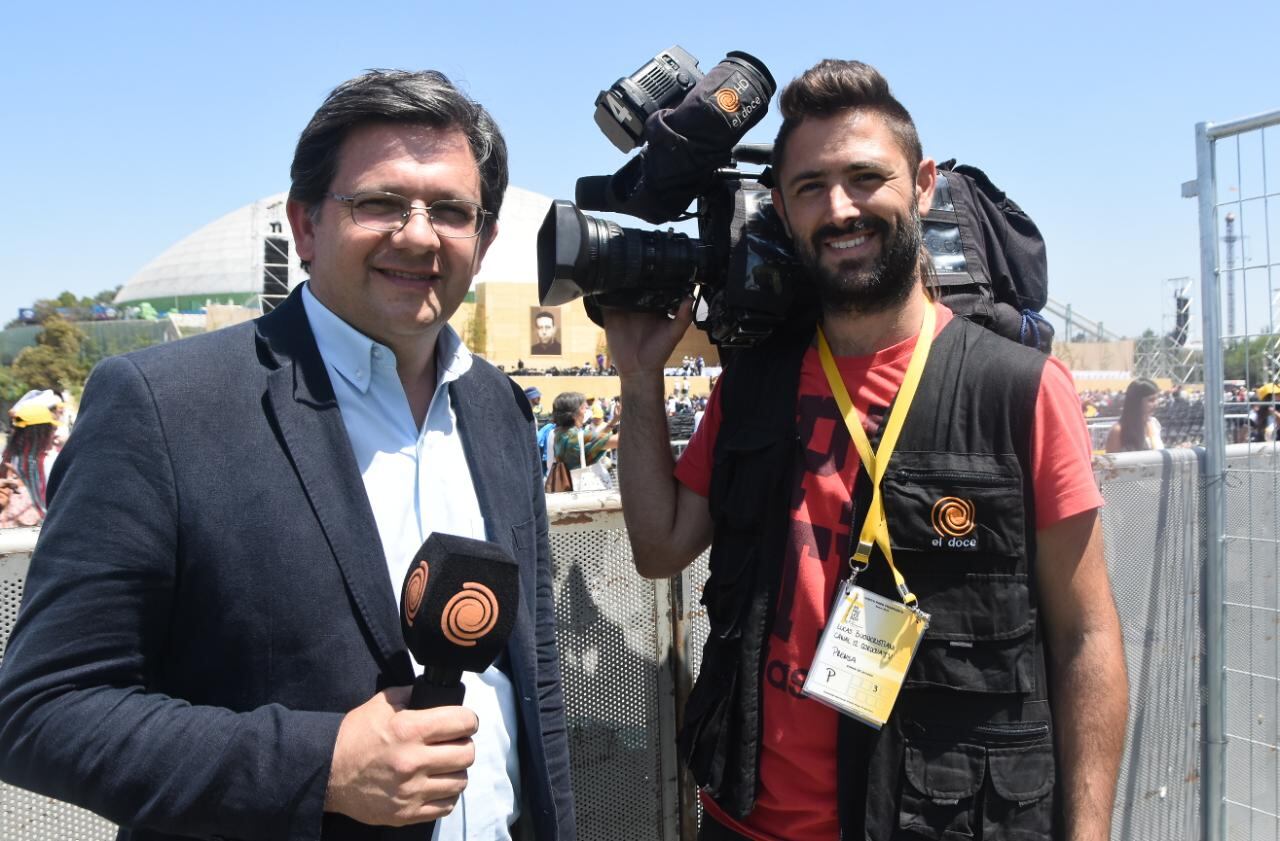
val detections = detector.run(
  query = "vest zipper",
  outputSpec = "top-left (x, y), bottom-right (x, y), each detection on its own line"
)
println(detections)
top-left (970, 721), bottom-right (1051, 745)
top-left (890, 468), bottom-right (1018, 487)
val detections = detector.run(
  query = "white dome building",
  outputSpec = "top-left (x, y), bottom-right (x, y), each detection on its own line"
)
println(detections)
top-left (114, 193), bottom-right (300, 312)
top-left (114, 186), bottom-right (552, 313)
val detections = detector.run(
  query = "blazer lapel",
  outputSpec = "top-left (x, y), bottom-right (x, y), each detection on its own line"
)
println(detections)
top-left (452, 371), bottom-right (536, 676)
top-left (258, 293), bottom-right (405, 669)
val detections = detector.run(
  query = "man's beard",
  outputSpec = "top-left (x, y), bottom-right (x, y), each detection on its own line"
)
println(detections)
top-left (800, 199), bottom-right (923, 316)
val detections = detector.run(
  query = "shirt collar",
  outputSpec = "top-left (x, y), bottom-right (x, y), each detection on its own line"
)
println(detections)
top-left (301, 281), bottom-right (472, 394)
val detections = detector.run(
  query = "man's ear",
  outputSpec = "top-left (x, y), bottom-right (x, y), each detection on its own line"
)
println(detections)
top-left (771, 189), bottom-right (793, 238)
top-left (915, 158), bottom-right (938, 217)
top-left (470, 220), bottom-right (499, 275)
top-left (286, 199), bottom-right (317, 264)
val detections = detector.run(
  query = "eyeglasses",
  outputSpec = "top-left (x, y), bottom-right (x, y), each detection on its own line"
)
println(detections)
top-left (326, 191), bottom-right (491, 238)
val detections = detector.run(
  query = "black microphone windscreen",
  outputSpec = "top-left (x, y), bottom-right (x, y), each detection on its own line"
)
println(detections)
top-left (399, 533), bottom-right (519, 676)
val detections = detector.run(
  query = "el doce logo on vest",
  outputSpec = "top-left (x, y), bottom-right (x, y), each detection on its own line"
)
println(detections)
top-left (930, 496), bottom-right (978, 550)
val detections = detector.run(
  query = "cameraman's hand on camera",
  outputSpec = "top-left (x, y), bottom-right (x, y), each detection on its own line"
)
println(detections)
top-left (603, 298), bottom-right (695, 378)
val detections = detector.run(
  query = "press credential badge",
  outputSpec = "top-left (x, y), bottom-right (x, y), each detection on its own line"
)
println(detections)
top-left (801, 579), bottom-right (929, 729)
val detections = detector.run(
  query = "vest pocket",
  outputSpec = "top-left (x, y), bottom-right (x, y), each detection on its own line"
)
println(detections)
top-left (899, 740), bottom-right (985, 839)
top-left (984, 735), bottom-right (1057, 839)
top-left (907, 573), bottom-right (1035, 694)
top-left (899, 722), bottom-right (1055, 840)
top-left (882, 454), bottom-right (1026, 562)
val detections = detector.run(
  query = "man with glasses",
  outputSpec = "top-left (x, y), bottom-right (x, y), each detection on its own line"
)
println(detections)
top-left (0, 70), bottom-right (575, 841)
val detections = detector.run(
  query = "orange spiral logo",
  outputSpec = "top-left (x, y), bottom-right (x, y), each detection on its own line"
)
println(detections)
top-left (404, 561), bottom-right (429, 626)
top-left (714, 88), bottom-right (740, 113)
top-left (441, 582), bottom-right (499, 647)
top-left (931, 497), bottom-right (976, 538)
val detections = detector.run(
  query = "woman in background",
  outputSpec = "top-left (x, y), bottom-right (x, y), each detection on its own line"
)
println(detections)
top-left (1105, 378), bottom-right (1164, 453)
top-left (551, 391), bottom-right (619, 470)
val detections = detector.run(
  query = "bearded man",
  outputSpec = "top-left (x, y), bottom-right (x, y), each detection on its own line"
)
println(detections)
top-left (605, 59), bottom-right (1126, 841)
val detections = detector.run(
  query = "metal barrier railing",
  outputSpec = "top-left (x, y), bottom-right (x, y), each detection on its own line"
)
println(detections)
top-left (0, 447), bottom-right (1261, 839)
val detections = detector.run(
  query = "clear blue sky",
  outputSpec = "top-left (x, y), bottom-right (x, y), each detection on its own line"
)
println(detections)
top-left (3, 0), bottom-right (1277, 339)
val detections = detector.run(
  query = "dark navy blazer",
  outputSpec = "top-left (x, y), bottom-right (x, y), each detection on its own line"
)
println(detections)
top-left (0, 289), bottom-right (575, 841)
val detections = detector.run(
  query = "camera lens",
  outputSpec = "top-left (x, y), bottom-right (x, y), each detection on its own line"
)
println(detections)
top-left (538, 200), bottom-right (699, 310)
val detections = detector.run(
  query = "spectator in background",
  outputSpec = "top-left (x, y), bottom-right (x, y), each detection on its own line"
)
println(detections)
top-left (0, 390), bottom-right (64, 529)
top-left (1254, 391), bottom-right (1274, 445)
top-left (1106, 378), bottom-right (1164, 453)
top-left (525, 385), bottom-right (547, 424)
top-left (551, 391), bottom-right (618, 469)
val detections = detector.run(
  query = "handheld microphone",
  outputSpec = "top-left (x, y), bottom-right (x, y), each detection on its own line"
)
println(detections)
top-left (398, 532), bottom-right (519, 709)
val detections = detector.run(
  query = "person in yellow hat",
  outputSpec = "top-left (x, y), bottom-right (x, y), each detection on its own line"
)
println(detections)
top-left (1253, 387), bottom-right (1277, 443)
top-left (1, 391), bottom-right (64, 528)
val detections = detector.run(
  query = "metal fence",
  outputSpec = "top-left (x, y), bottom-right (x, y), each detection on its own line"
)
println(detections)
top-left (1193, 107), bottom-right (1280, 841)
top-left (0, 447), bottom-right (1239, 841)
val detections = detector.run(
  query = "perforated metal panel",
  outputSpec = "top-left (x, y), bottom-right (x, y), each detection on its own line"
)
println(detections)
top-left (546, 500), bottom-right (680, 841)
top-left (0, 546), bottom-right (119, 841)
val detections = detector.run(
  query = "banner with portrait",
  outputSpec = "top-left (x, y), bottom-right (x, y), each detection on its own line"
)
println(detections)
top-left (530, 307), bottom-right (561, 356)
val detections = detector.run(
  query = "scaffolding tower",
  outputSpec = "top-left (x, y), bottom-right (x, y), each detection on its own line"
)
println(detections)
top-left (1132, 278), bottom-right (1201, 385)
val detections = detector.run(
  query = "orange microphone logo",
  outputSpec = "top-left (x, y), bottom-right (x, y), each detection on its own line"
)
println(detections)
top-left (931, 497), bottom-right (976, 538)
top-left (714, 88), bottom-right (741, 113)
top-left (403, 561), bottom-right (429, 626)
top-left (442, 582), bottom-right (499, 647)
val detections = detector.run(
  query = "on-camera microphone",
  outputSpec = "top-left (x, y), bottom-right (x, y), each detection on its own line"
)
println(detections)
top-left (399, 532), bottom-right (519, 710)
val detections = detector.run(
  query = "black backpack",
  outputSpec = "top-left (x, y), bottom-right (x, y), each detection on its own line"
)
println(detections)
top-left (923, 161), bottom-right (1053, 351)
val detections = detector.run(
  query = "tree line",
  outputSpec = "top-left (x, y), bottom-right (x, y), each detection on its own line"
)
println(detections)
top-left (1, 288), bottom-right (166, 413)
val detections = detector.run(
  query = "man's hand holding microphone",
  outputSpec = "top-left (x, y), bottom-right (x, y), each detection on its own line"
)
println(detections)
top-left (324, 534), bottom-right (518, 828)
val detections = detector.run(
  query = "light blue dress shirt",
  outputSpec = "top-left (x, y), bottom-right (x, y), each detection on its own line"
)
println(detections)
top-left (303, 284), bottom-right (519, 840)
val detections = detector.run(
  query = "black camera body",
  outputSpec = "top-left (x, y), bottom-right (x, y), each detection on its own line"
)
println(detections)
top-left (537, 47), bottom-right (809, 348)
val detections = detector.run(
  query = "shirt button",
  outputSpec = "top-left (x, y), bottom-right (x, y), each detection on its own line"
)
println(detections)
top-left (372, 347), bottom-right (382, 358)
top-left (355, 369), bottom-right (364, 379)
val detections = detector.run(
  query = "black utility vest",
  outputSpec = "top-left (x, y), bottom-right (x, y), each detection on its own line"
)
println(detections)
top-left (681, 316), bottom-right (1061, 840)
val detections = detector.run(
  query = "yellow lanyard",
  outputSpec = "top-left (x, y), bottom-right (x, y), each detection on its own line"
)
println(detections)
top-left (816, 302), bottom-right (937, 607)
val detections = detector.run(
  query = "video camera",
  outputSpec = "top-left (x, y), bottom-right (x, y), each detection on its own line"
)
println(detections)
top-left (537, 47), bottom-right (809, 348)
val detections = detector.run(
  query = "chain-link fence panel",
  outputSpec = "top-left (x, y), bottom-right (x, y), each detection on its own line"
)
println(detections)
top-left (1194, 106), bottom-right (1280, 841)
top-left (1097, 449), bottom-right (1204, 841)
top-left (1222, 443), bottom-right (1280, 841)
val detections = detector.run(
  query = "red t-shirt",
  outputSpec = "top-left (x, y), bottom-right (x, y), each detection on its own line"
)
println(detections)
top-left (674, 304), bottom-right (1101, 841)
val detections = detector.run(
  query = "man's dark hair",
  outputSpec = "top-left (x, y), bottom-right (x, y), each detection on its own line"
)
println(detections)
top-left (772, 59), bottom-right (922, 179)
top-left (535, 311), bottom-right (556, 323)
top-left (290, 69), bottom-right (509, 219)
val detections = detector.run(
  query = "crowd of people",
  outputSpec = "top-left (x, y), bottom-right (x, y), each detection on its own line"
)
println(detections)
top-left (526, 386), bottom-right (715, 493)
top-left (1082, 381), bottom-right (1276, 450)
